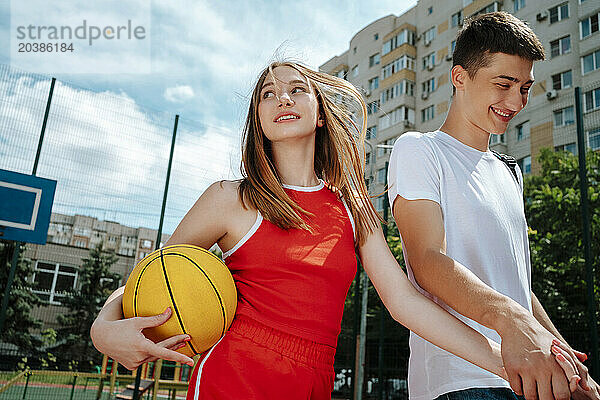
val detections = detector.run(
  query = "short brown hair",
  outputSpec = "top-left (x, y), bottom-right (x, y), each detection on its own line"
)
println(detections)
top-left (452, 11), bottom-right (545, 78)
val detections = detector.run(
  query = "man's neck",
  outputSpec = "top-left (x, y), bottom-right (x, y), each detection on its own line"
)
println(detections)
top-left (440, 103), bottom-right (491, 152)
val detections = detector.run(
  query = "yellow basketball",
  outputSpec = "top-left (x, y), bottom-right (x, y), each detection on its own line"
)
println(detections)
top-left (122, 244), bottom-right (237, 357)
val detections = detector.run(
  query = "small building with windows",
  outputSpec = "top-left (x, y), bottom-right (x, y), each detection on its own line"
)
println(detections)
top-left (22, 212), bottom-right (170, 332)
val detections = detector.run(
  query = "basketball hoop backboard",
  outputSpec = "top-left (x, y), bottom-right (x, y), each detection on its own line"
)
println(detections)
top-left (0, 168), bottom-right (56, 244)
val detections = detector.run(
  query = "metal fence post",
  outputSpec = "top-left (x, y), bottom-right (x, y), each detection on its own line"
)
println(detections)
top-left (574, 87), bottom-right (599, 375)
top-left (69, 374), bottom-right (77, 400)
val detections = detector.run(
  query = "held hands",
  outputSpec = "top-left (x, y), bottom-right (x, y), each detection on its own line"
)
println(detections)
top-left (90, 307), bottom-right (195, 370)
top-left (500, 314), bottom-right (581, 400)
top-left (553, 340), bottom-right (600, 400)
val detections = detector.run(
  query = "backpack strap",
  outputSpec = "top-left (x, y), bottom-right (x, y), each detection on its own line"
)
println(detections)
top-left (491, 150), bottom-right (518, 182)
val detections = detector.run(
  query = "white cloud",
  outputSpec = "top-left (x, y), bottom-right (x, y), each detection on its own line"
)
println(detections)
top-left (0, 71), bottom-right (239, 233)
top-left (164, 85), bottom-right (195, 103)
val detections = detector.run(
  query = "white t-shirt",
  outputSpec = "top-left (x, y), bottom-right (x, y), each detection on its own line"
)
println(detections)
top-left (387, 130), bottom-right (532, 400)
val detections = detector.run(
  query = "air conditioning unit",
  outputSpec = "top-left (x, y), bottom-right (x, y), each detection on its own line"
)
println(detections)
top-left (445, 54), bottom-right (453, 61)
top-left (427, 64), bottom-right (434, 71)
top-left (536, 11), bottom-right (548, 21)
top-left (403, 120), bottom-right (414, 128)
top-left (365, 89), bottom-right (371, 97)
top-left (424, 39), bottom-right (431, 47)
top-left (421, 92), bottom-right (429, 100)
top-left (546, 90), bottom-right (558, 100)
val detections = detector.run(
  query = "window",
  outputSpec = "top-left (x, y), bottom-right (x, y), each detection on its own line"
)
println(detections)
top-left (580, 13), bottom-right (600, 39)
top-left (336, 69), bottom-right (347, 79)
top-left (380, 80), bottom-right (414, 104)
top-left (376, 196), bottom-right (385, 212)
top-left (382, 29), bottom-right (416, 55)
top-left (423, 27), bottom-right (436, 44)
top-left (369, 53), bottom-right (381, 67)
top-left (366, 125), bottom-right (377, 139)
top-left (369, 76), bottom-right (379, 91)
top-left (32, 262), bottom-right (78, 304)
top-left (514, 0), bottom-right (525, 12)
top-left (582, 49), bottom-right (600, 74)
top-left (365, 152), bottom-right (371, 165)
top-left (553, 106), bottom-right (575, 127)
top-left (352, 66), bottom-right (359, 77)
top-left (490, 133), bottom-right (506, 145)
top-left (367, 100), bottom-right (380, 115)
top-left (518, 156), bottom-right (531, 175)
top-left (452, 11), bottom-right (463, 27)
top-left (588, 127), bottom-right (600, 150)
top-left (516, 121), bottom-right (530, 141)
top-left (555, 143), bottom-right (578, 155)
top-left (584, 88), bottom-right (600, 112)
top-left (374, 33), bottom-right (379, 41)
top-left (550, 36), bottom-right (570, 58)
top-left (427, 6), bottom-right (433, 15)
top-left (549, 3), bottom-right (569, 24)
top-left (422, 77), bottom-right (436, 94)
top-left (422, 53), bottom-right (435, 70)
top-left (353, 47), bottom-right (357, 54)
top-left (381, 55), bottom-right (415, 79)
top-left (551, 70), bottom-right (572, 90)
top-left (472, 2), bottom-right (500, 17)
top-left (421, 105), bottom-right (435, 122)
top-left (377, 168), bottom-right (386, 183)
top-left (379, 106), bottom-right (415, 130)
top-left (376, 138), bottom-right (395, 158)
top-left (451, 40), bottom-right (457, 54)
top-left (141, 239), bottom-right (152, 248)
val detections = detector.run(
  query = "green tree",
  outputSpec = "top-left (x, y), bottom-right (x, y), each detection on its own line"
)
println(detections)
top-left (525, 148), bottom-right (599, 355)
top-left (0, 240), bottom-right (43, 352)
top-left (54, 243), bottom-right (121, 370)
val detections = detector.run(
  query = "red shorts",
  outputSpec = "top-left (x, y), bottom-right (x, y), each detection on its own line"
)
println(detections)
top-left (186, 315), bottom-right (336, 400)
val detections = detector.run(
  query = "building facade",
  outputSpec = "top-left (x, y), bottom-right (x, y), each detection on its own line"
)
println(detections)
top-left (320, 0), bottom-right (600, 208)
top-left (23, 213), bottom-right (170, 331)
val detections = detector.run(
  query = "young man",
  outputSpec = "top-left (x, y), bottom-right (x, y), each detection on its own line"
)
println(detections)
top-left (388, 12), bottom-right (599, 400)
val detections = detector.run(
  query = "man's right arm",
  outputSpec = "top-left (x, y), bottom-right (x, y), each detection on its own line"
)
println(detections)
top-left (392, 195), bottom-right (572, 400)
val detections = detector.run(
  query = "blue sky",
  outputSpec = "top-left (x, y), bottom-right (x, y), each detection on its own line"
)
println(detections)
top-left (0, 0), bottom-right (418, 233)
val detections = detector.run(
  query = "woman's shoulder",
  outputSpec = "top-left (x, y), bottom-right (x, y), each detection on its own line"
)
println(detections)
top-left (203, 180), bottom-right (242, 204)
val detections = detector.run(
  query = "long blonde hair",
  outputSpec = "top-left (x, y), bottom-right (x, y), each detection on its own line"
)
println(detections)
top-left (238, 61), bottom-right (382, 246)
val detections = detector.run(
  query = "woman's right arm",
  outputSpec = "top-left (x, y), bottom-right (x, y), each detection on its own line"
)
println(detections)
top-left (90, 181), bottom-right (237, 369)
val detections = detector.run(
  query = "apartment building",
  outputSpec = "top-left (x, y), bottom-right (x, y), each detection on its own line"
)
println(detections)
top-left (22, 213), bottom-right (170, 330)
top-left (320, 0), bottom-right (600, 210)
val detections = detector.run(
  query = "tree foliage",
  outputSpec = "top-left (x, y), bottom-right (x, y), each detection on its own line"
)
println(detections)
top-left (0, 240), bottom-right (43, 351)
top-left (53, 243), bottom-right (121, 370)
top-left (525, 148), bottom-right (599, 354)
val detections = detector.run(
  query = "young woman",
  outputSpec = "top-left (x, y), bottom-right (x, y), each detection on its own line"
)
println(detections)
top-left (91, 61), bottom-right (579, 399)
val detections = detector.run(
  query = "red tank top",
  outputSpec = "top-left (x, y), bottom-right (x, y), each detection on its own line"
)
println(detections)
top-left (223, 181), bottom-right (357, 347)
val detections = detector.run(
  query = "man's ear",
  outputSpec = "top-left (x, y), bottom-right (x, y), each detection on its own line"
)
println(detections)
top-left (451, 65), bottom-right (468, 92)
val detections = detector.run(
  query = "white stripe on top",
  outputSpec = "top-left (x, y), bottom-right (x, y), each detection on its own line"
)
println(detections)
top-left (222, 212), bottom-right (263, 259)
top-left (340, 198), bottom-right (356, 242)
top-left (281, 180), bottom-right (325, 192)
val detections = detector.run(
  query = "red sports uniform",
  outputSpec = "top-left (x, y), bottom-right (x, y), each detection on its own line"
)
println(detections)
top-left (186, 181), bottom-right (357, 400)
